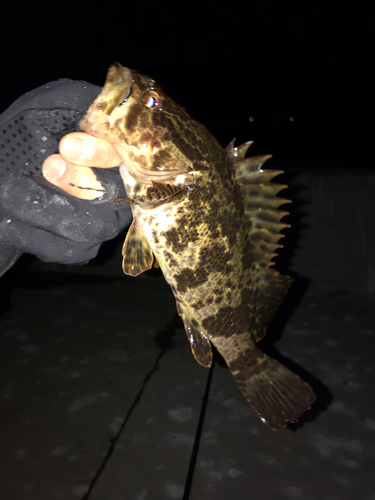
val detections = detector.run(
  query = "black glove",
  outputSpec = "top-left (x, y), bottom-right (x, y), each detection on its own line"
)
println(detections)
top-left (0, 79), bottom-right (132, 276)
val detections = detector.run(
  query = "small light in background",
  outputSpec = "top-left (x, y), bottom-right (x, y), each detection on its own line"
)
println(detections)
top-left (249, 116), bottom-right (254, 122)
top-left (289, 116), bottom-right (294, 122)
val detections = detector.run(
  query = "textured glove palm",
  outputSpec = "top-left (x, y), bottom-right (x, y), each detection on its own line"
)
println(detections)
top-left (0, 79), bottom-right (131, 276)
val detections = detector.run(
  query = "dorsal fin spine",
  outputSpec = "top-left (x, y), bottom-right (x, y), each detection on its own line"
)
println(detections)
top-left (229, 140), bottom-right (293, 342)
top-left (226, 139), bottom-right (254, 159)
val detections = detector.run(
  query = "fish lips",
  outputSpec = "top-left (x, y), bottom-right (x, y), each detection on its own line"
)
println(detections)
top-left (79, 63), bottom-right (133, 136)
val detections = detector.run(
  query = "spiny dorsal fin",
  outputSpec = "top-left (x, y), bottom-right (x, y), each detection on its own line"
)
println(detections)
top-left (122, 219), bottom-right (154, 276)
top-left (230, 140), bottom-right (292, 341)
top-left (226, 138), bottom-right (254, 160)
top-left (232, 144), bottom-right (290, 259)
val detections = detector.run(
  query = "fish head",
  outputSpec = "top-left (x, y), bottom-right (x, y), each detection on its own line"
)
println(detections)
top-left (80, 63), bottom-right (216, 187)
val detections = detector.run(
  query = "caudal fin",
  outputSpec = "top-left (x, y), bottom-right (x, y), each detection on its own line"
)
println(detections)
top-left (232, 354), bottom-right (315, 430)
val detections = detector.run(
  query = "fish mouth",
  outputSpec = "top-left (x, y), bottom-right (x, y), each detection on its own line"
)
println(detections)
top-left (79, 63), bottom-right (133, 136)
top-left (102, 62), bottom-right (133, 114)
top-left (107, 62), bottom-right (132, 89)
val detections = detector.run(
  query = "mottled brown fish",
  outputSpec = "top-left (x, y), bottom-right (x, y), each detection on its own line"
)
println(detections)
top-left (79, 63), bottom-right (315, 430)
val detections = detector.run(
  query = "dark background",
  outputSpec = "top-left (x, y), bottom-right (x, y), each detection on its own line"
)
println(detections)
top-left (2, 1), bottom-right (373, 173)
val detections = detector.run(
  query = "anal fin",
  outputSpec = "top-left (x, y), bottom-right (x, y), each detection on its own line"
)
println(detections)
top-left (121, 219), bottom-right (154, 276)
top-left (181, 312), bottom-right (213, 368)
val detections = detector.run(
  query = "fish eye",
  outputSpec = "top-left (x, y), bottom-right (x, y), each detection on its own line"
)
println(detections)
top-left (143, 92), bottom-right (162, 110)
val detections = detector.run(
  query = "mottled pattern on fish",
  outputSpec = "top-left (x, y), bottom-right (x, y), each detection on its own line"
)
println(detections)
top-left (79, 63), bottom-right (315, 429)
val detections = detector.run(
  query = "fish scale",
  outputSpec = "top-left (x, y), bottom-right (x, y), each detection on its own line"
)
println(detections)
top-left (79, 63), bottom-right (315, 430)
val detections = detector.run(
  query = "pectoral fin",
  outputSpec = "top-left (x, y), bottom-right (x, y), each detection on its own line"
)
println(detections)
top-left (122, 219), bottom-right (154, 276)
top-left (180, 312), bottom-right (213, 368)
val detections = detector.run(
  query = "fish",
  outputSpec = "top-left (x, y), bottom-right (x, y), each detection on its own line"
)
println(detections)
top-left (79, 63), bottom-right (315, 430)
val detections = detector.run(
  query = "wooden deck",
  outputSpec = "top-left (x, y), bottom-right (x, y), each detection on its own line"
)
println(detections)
top-left (1, 269), bottom-right (374, 499)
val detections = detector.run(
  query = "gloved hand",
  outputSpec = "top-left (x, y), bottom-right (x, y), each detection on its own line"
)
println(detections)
top-left (0, 79), bottom-right (132, 276)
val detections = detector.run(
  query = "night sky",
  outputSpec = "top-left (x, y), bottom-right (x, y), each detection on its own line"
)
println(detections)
top-left (2, 1), bottom-right (373, 171)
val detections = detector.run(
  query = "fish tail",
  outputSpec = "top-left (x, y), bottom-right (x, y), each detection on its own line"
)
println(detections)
top-left (228, 351), bottom-right (315, 430)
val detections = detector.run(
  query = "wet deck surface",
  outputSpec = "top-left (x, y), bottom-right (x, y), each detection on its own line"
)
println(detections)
top-left (1, 269), bottom-right (375, 499)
